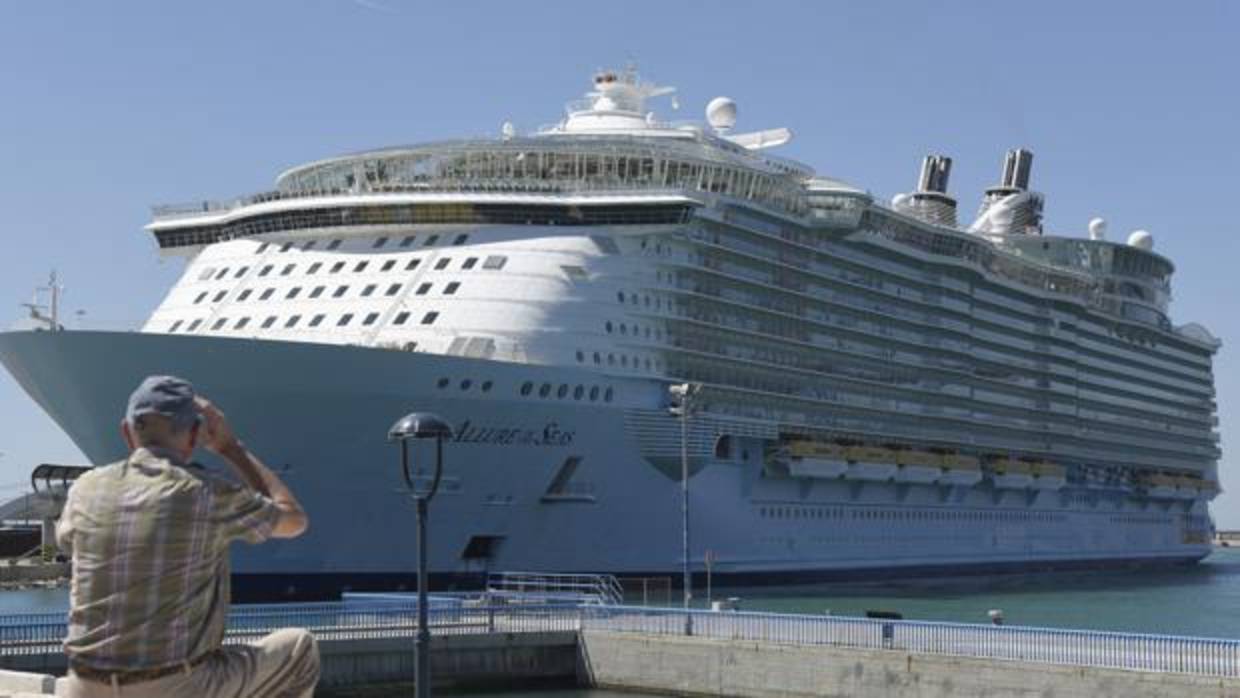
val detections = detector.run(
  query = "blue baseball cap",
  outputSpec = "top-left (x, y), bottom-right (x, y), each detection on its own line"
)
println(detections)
top-left (126, 375), bottom-right (199, 430)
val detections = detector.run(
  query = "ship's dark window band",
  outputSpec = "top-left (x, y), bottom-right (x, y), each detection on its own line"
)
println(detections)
top-left (519, 380), bottom-right (608, 402)
top-left (153, 203), bottom-right (696, 248)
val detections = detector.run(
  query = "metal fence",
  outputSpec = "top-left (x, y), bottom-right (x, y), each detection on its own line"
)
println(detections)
top-left (4, 601), bottom-right (1239, 678)
top-left (581, 606), bottom-right (1240, 678)
top-left (0, 601), bottom-right (581, 659)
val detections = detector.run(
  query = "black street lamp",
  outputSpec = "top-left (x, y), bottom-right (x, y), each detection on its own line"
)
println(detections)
top-left (668, 382), bottom-right (702, 635)
top-left (389, 412), bottom-right (453, 698)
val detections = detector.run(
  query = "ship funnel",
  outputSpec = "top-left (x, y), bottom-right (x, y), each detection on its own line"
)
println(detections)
top-left (894, 154), bottom-right (958, 227)
top-left (918, 155), bottom-right (953, 194)
top-left (1000, 148), bottom-right (1034, 190)
top-left (970, 147), bottom-right (1044, 236)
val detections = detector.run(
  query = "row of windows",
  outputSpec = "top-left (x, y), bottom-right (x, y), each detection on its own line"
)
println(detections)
top-left (604, 321), bottom-right (664, 341)
top-left (254, 233), bottom-right (468, 256)
top-left (154, 203), bottom-right (691, 248)
top-left (192, 280), bottom-right (461, 305)
top-left (434, 377), bottom-right (495, 393)
top-left (756, 506), bottom-right (1067, 524)
top-left (195, 253), bottom-right (507, 286)
top-left (167, 308), bottom-right (440, 334)
top-left (518, 381), bottom-right (614, 403)
top-left (575, 349), bottom-right (661, 372)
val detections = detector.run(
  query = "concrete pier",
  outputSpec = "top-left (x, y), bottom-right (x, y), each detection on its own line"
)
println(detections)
top-left (579, 630), bottom-right (1240, 698)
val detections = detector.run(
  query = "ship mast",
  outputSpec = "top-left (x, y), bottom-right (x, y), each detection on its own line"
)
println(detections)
top-left (20, 272), bottom-right (63, 331)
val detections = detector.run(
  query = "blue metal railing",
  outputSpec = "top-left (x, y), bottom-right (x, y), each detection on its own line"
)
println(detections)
top-left (581, 606), bottom-right (1240, 678)
top-left (0, 601), bottom-right (582, 659)
top-left (4, 601), bottom-right (1239, 678)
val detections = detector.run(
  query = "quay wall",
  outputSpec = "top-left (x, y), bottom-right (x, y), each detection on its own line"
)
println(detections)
top-left (579, 630), bottom-right (1240, 698)
top-left (317, 631), bottom-right (578, 688)
top-left (0, 562), bottom-right (67, 587)
top-left (0, 632), bottom-right (581, 696)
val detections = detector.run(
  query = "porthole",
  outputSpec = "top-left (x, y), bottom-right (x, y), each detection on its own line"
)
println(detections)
top-left (538, 383), bottom-right (552, 398)
top-left (607, 354), bottom-right (615, 365)
top-left (617, 291), bottom-right (625, 303)
top-left (460, 379), bottom-right (472, 391)
top-left (604, 387), bottom-right (614, 402)
top-left (605, 321), bottom-right (613, 333)
top-left (592, 352), bottom-right (601, 365)
top-left (575, 350), bottom-right (584, 363)
top-left (620, 355), bottom-right (628, 367)
top-left (573, 385), bottom-right (584, 400)
top-left (437, 377), bottom-right (450, 389)
top-left (520, 381), bottom-right (533, 396)
top-left (481, 380), bottom-right (493, 392)
top-left (557, 384), bottom-right (568, 398)
top-left (620, 324), bottom-right (627, 335)
top-left (589, 386), bottom-right (600, 401)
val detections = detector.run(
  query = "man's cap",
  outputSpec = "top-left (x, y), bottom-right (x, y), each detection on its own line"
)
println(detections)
top-left (126, 375), bottom-right (198, 430)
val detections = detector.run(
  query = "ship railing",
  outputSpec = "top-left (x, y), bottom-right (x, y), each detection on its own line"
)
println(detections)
top-left (149, 181), bottom-right (700, 222)
top-left (487, 571), bottom-right (624, 606)
top-left (580, 605), bottom-right (1240, 678)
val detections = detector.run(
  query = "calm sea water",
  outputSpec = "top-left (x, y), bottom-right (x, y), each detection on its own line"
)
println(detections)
top-left (8, 547), bottom-right (1240, 638)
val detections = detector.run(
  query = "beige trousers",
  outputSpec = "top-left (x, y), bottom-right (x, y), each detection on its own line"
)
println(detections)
top-left (62, 628), bottom-right (320, 698)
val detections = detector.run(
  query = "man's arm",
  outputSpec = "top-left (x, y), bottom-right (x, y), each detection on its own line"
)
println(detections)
top-left (196, 398), bottom-right (309, 539)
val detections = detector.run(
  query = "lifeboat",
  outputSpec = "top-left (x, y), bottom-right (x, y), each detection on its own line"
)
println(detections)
top-left (843, 446), bottom-right (898, 482)
top-left (785, 441), bottom-right (848, 479)
top-left (1030, 461), bottom-right (1067, 490)
top-left (1140, 473), bottom-right (1179, 499)
top-left (991, 458), bottom-right (1034, 489)
top-left (894, 450), bottom-right (943, 484)
top-left (939, 454), bottom-right (983, 486)
top-left (1172, 475), bottom-right (1204, 501)
top-left (1196, 480), bottom-right (1222, 501)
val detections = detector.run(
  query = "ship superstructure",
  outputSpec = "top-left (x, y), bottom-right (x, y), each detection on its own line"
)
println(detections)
top-left (0, 68), bottom-right (1222, 598)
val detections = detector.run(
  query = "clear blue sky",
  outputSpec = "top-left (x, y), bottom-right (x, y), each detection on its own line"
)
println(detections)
top-left (0, 2), bottom-right (1237, 520)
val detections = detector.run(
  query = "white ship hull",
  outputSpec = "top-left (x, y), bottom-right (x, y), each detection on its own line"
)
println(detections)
top-left (0, 330), bottom-right (1211, 600)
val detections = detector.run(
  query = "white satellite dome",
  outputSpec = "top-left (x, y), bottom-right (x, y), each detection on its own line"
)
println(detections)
top-left (706, 96), bottom-right (737, 133)
top-left (891, 193), bottom-right (912, 207)
top-left (1127, 229), bottom-right (1154, 250)
top-left (1088, 217), bottom-right (1107, 241)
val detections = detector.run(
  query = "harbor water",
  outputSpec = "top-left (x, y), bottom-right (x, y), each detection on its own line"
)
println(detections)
top-left (7, 548), bottom-right (1240, 638)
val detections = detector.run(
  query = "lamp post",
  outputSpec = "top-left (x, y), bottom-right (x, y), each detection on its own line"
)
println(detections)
top-left (389, 412), bottom-right (453, 698)
top-left (668, 382), bottom-right (702, 633)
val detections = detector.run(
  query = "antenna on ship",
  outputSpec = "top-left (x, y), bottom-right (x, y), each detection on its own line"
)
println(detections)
top-left (18, 272), bottom-right (64, 332)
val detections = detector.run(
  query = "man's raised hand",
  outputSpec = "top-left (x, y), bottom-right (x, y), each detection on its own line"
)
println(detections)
top-left (194, 397), bottom-right (241, 455)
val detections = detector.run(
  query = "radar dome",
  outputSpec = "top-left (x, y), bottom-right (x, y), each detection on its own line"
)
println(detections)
top-left (1127, 229), bottom-right (1154, 250)
top-left (891, 193), bottom-right (912, 207)
top-left (1088, 217), bottom-right (1107, 240)
top-left (501, 121), bottom-right (516, 139)
top-left (706, 97), bottom-right (737, 132)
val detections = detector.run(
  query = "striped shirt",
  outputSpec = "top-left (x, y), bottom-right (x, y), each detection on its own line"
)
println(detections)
top-left (55, 447), bottom-right (281, 671)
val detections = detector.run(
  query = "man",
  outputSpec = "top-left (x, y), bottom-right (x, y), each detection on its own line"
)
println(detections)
top-left (56, 375), bottom-right (319, 697)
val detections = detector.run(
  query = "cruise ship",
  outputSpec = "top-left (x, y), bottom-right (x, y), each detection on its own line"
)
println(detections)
top-left (0, 69), bottom-right (1223, 600)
